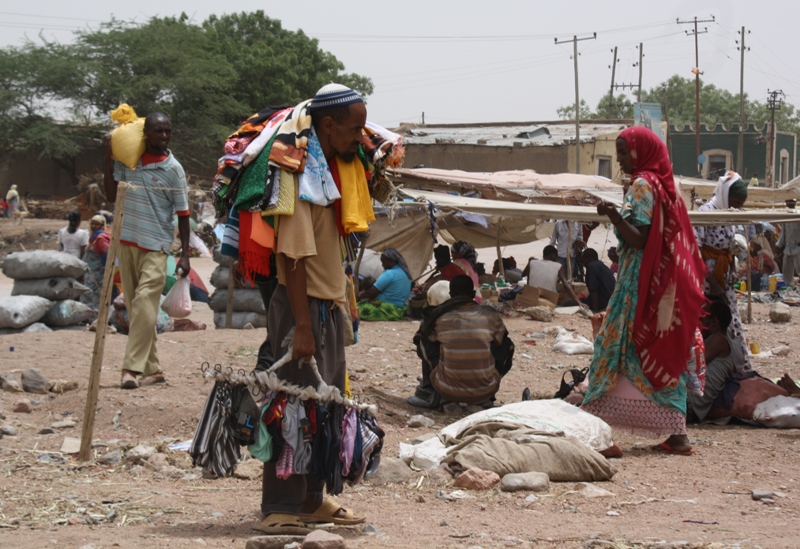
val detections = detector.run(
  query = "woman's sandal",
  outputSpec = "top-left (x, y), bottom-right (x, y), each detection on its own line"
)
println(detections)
top-left (299, 497), bottom-right (366, 526)
top-left (253, 513), bottom-right (312, 535)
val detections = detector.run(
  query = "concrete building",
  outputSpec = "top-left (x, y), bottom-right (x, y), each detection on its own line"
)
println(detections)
top-left (397, 121), bottom-right (628, 181)
top-left (669, 123), bottom-right (798, 185)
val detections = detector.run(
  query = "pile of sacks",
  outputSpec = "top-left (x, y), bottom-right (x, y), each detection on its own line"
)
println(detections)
top-left (0, 251), bottom-right (96, 333)
top-left (208, 251), bottom-right (266, 329)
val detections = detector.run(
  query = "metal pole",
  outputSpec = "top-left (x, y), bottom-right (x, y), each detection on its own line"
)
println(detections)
top-left (637, 43), bottom-right (643, 102)
top-left (79, 183), bottom-right (128, 461)
top-left (573, 36), bottom-right (581, 175)
top-left (694, 18), bottom-right (701, 177)
top-left (737, 26), bottom-right (746, 174)
top-left (744, 226), bottom-right (753, 323)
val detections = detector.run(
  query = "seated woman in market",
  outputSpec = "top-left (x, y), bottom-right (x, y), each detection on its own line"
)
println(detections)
top-left (357, 248), bottom-right (412, 321)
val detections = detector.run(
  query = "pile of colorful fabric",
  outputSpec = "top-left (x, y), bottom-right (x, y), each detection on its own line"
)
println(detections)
top-left (211, 98), bottom-right (405, 284)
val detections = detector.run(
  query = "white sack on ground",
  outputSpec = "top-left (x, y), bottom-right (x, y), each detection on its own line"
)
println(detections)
top-left (1, 250), bottom-right (88, 280)
top-left (552, 327), bottom-right (594, 355)
top-left (12, 277), bottom-right (89, 301)
top-left (0, 296), bottom-right (53, 329)
top-left (209, 289), bottom-right (265, 314)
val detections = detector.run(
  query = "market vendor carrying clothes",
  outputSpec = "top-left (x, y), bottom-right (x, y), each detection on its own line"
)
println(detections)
top-left (259, 84), bottom-right (368, 535)
top-left (407, 274), bottom-right (514, 409)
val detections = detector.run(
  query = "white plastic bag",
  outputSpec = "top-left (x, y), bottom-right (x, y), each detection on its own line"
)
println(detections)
top-left (161, 276), bottom-right (192, 319)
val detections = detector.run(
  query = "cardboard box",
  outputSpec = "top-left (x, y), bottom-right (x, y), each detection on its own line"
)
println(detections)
top-left (515, 286), bottom-right (559, 309)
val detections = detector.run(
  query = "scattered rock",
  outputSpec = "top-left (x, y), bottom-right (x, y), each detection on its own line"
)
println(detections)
top-left (525, 494), bottom-right (539, 503)
top-left (21, 368), bottom-right (48, 394)
top-left (0, 410), bottom-right (5, 420)
top-left (1, 425), bottom-right (18, 436)
top-left (60, 437), bottom-right (81, 454)
top-left (412, 433), bottom-right (438, 444)
top-left (146, 453), bottom-right (169, 470)
top-left (38, 427), bottom-right (55, 435)
top-left (416, 495), bottom-right (425, 503)
top-left (126, 444), bottom-right (156, 463)
top-left (243, 323), bottom-right (255, 330)
top-left (523, 306), bottom-right (555, 323)
top-left (365, 456), bottom-right (411, 485)
top-left (51, 419), bottom-right (76, 430)
top-left (97, 450), bottom-right (122, 465)
top-left (453, 468), bottom-right (500, 490)
top-left (2, 374), bottom-right (23, 393)
top-left (363, 524), bottom-right (381, 533)
top-left (771, 345), bottom-right (791, 357)
top-left (284, 543), bottom-right (302, 549)
top-left (408, 414), bottom-right (434, 428)
top-left (760, 498), bottom-right (775, 504)
top-left (752, 489), bottom-right (773, 501)
top-left (302, 529), bottom-right (346, 549)
top-left (579, 482), bottom-right (616, 499)
top-left (12, 399), bottom-right (32, 413)
top-left (500, 472), bottom-right (550, 493)
top-left (234, 458), bottom-right (264, 480)
top-left (425, 467), bottom-right (454, 487)
top-left (160, 465), bottom-right (186, 479)
top-left (193, 539), bottom-right (207, 547)
top-left (606, 510), bottom-right (620, 516)
top-left (770, 303), bottom-right (792, 323)
top-left (48, 380), bottom-right (79, 393)
top-left (244, 535), bottom-right (305, 549)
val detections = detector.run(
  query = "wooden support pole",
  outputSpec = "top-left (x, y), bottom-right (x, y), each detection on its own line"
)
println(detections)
top-left (744, 226), bottom-right (753, 324)
top-left (225, 260), bottom-right (237, 329)
top-left (79, 184), bottom-right (127, 461)
top-left (353, 232), bottom-right (369, 297)
top-left (567, 222), bottom-right (574, 281)
top-left (496, 223), bottom-right (505, 280)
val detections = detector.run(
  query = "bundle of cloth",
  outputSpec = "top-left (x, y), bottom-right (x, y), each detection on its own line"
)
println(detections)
top-left (212, 86), bottom-right (405, 284)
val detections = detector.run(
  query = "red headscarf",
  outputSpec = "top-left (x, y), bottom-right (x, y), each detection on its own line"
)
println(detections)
top-left (619, 127), bottom-right (706, 391)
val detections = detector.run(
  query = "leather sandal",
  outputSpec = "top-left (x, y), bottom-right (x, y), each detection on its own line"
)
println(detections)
top-left (120, 370), bottom-right (139, 390)
top-left (253, 513), bottom-right (311, 535)
top-left (299, 497), bottom-right (366, 525)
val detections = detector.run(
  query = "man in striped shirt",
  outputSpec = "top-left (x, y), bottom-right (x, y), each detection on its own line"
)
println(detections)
top-left (104, 112), bottom-right (191, 389)
top-left (409, 275), bottom-right (514, 408)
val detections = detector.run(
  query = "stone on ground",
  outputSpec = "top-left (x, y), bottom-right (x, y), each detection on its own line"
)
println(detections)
top-left (234, 458), bottom-right (264, 480)
top-left (12, 399), bottom-right (32, 413)
top-left (769, 303), bottom-right (792, 323)
top-left (771, 345), bottom-right (791, 357)
top-left (244, 535), bottom-right (305, 549)
top-left (453, 468), bottom-right (500, 490)
top-left (21, 368), bottom-right (48, 394)
top-left (523, 306), bottom-right (554, 322)
top-left (500, 471), bottom-right (550, 492)
top-left (579, 482), bottom-right (616, 498)
top-left (1, 425), bottom-right (18, 436)
top-left (2, 374), bottom-right (23, 393)
top-left (126, 444), bottom-right (156, 462)
top-left (302, 529), bottom-right (347, 549)
top-left (51, 419), bottom-right (76, 430)
top-left (60, 436), bottom-right (81, 454)
top-left (97, 450), bottom-right (122, 465)
top-left (752, 489), bottom-right (773, 501)
top-left (365, 456), bottom-right (411, 485)
top-left (408, 414), bottom-right (434, 428)
top-left (146, 453), bottom-right (169, 470)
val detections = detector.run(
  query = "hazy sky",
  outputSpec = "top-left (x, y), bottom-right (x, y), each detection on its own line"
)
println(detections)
top-left (3, 1), bottom-right (799, 128)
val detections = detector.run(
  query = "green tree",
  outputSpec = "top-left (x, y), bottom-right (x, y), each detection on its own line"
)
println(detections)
top-left (0, 11), bottom-right (374, 185)
top-left (556, 99), bottom-right (592, 120)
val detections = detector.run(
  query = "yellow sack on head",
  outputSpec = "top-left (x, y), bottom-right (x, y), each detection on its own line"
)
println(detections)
top-left (110, 103), bottom-right (146, 170)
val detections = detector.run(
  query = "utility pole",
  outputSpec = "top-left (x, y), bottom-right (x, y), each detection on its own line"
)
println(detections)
top-left (555, 33), bottom-right (597, 174)
top-left (766, 89), bottom-right (785, 187)
top-left (736, 27), bottom-right (750, 174)
top-left (609, 47), bottom-right (618, 112)
top-left (634, 43), bottom-right (644, 102)
top-left (678, 15), bottom-right (716, 176)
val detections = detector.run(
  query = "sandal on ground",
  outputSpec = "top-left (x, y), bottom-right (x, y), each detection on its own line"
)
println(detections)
top-left (120, 371), bottom-right (139, 390)
top-left (253, 513), bottom-right (311, 535)
top-left (140, 371), bottom-right (166, 385)
top-left (652, 442), bottom-right (695, 456)
top-left (299, 497), bottom-right (366, 525)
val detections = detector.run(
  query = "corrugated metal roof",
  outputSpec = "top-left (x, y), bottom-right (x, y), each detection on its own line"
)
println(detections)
top-left (402, 123), bottom-right (627, 147)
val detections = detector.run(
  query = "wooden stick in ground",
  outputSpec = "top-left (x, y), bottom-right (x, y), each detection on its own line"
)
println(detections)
top-left (79, 183), bottom-right (127, 461)
top-left (225, 260), bottom-right (237, 329)
top-left (567, 222), bottom-right (574, 281)
top-left (495, 223), bottom-right (505, 280)
top-left (353, 232), bottom-right (369, 297)
top-left (744, 226), bottom-right (753, 323)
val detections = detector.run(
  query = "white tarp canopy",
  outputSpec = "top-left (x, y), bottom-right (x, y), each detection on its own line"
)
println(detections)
top-left (395, 188), bottom-right (800, 226)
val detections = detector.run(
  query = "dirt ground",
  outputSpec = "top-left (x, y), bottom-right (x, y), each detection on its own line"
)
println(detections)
top-left (1, 218), bottom-right (800, 548)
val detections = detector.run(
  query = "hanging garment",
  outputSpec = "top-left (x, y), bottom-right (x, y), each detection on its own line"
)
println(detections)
top-left (189, 381), bottom-right (241, 477)
top-left (248, 402), bottom-right (275, 462)
top-left (297, 129), bottom-right (341, 207)
top-left (340, 407), bottom-right (358, 477)
top-left (327, 403), bottom-right (345, 496)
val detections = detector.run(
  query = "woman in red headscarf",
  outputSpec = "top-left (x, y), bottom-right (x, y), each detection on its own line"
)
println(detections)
top-left (581, 127), bottom-right (706, 455)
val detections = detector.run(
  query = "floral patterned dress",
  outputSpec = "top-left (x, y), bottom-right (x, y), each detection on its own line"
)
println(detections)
top-left (581, 178), bottom-right (687, 436)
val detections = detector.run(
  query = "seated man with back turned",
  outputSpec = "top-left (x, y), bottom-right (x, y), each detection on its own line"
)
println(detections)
top-left (407, 275), bottom-right (514, 409)
top-left (581, 248), bottom-right (616, 313)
